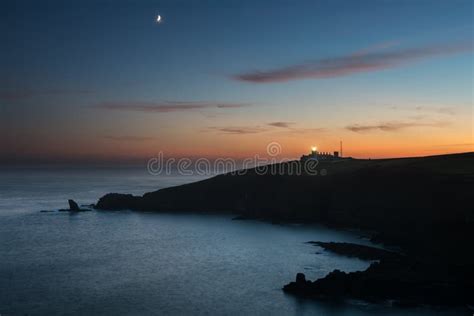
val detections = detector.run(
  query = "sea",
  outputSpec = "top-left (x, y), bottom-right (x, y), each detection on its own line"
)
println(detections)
top-left (0, 166), bottom-right (468, 315)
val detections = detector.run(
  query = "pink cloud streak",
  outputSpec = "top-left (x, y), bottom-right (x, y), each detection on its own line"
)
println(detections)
top-left (233, 41), bottom-right (472, 83)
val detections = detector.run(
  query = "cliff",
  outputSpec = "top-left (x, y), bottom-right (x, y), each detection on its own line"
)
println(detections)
top-left (96, 152), bottom-right (474, 261)
top-left (95, 152), bottom-right (474, 306)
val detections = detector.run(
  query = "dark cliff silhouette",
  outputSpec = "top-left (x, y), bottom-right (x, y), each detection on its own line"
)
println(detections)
top-left (95, 152), bottom-right (474, 306)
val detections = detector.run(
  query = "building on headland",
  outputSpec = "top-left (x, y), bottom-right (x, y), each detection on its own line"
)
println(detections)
top-left (300, 145), bottom-right (342, 162)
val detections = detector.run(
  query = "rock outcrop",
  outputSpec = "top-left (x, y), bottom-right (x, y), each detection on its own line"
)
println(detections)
top-left (68, 199), bottom-right (80, 211)
top-left (308, 241), bottom-right (400, 260)
top-left (283, 259), bottom-right (474, 306)
top-left (58, 199), bottom-right (91, 212)
top-left (96, 193), bottom-right (141, 210)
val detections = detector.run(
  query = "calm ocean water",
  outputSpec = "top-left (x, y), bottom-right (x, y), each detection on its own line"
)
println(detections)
top-left (0, 167), bottom-right (466, 315)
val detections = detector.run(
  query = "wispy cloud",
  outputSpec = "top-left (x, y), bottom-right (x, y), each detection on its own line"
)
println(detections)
top-left (346, 121), bottom-right (449, 132)
top-left (95, 101), bottom-right (249, 113)
top-left (206, 123), bottom-right (324, 135)
top-left (216, 103), bottom-right (249, 109)
top-left (390, 105), bottom-right (456, 116)
top-left (233, 41), bottom-right (472, 83)
top-left (0, 89), bottom-right (93, 101)
top-left (267, 121), bottom-right (325, 134)
top-left (104, 135), bottom-right (155, 142)
top-left (415, 106), bottom-right (456, 115)
top-left (268, 121), bottom-right (295, 128)
top-left (207, 126), bottom-right (267, 135)
top-left (283, 127), bottom-right (326, 135)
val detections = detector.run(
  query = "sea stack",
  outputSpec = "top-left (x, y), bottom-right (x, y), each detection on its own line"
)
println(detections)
top-left (68, 199), bottom-right (80, 211)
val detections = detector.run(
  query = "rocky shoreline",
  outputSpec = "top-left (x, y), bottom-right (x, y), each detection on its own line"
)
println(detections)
top-left (307, 241), bottom-right (401, 260)
top-left (93, 152), bottom-right (474, 307)
top-left (283, 242), bottom-right (474, 307)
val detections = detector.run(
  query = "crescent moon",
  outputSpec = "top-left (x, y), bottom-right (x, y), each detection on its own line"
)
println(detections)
top-left (156, 15), bottom-right (162, 23)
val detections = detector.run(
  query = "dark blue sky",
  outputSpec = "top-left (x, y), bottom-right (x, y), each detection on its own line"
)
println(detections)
top-left (1, 0), bottom-right (473, 163)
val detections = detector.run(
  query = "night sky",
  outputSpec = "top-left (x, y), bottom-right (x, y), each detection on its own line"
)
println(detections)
top-left (1, 0), bottom-right (473, 164)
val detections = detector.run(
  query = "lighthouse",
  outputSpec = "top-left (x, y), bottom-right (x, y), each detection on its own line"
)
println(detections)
top-left (300, 143), bottom-right (343, 162)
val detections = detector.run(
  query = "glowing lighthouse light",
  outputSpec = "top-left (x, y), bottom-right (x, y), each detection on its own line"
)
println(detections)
top-left (311, 146), bottom-right (317, 152)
